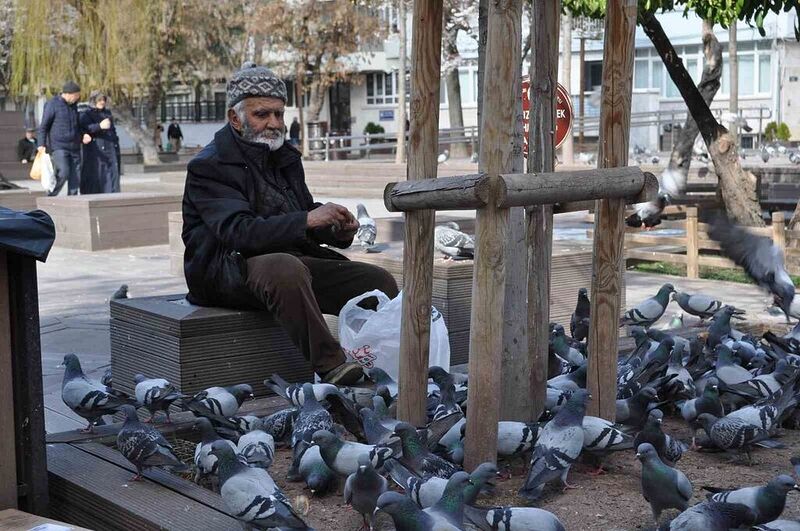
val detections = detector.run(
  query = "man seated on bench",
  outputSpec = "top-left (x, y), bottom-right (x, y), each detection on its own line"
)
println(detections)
top-left (182, 62), bottom-right (398, 386)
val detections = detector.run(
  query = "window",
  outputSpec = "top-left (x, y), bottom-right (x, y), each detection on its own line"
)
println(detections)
top-left (739, 55), bottom-right (754, 96)
top-left (687, 59), bottom-right (698, 83)
top-left (759, 55), bottom-right (771, 93)
top-left (719, 43), bottom-right (772, 96)
top-left (366, 72), bottom-right (398, 105)
top-left (439, 67), bottom-right (478, 107)
top-left (634, 59), bottom-right (649, 89)
top-left (652, 62), bottom-right (662, 91)
top-left (585, 61), bottom-right (603, 91)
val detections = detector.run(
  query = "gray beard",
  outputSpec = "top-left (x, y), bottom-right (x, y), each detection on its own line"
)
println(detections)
top-left (241, 121), bottom-right (284, 151)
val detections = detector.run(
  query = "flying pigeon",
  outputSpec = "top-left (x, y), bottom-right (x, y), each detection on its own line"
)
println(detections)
top-left (116, 405), bottom-right (187, 481)
top-left (634, 409), bottom-right (687, 466)
top-left (620, 283), bottom-right (675, 328)
top-left (344, 453), bottom-right (388, 531)
top-left (704, 475), bottom-right (800, 525)
top-left (311, 430), bottom-right (393, 477)
top-left (437, 149), bottom-right (450, 164)
top-left (393, 422), bottom-right (461, 479)
top-left (434, 222), bottom-right (475, 260)
top-left (111, 284), bottom-right (129, 300)
top-left (193, 417), bottom-right (237, 486)
top-left (355, 203), bottom-right (378, 253)
top-left (570, 287), bottom-right (591, 342)
top-left (519, 389), bottom-right (589, 500)
top-left (668, 500), bottom-right (756, 530)
top-left (210, 441), bottom-right (312, 530)
top-left (637, 442), bottom-right (692, 523)
top-left (134, 374), bottom-right (184, 423)
top-left (185, 384), bottom-right (253, 419)
top-left (61, 353), bottom-right (130, 432)
top-left (708, 216), bottom-right (796, 320)
top-left (236, 430), bottom-right (275, 470)
top-left (626, 192), bottom-right (670, 229)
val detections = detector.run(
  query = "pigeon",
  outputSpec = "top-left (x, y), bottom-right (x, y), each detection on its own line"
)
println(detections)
top-left (111, 284), bottom-right (129, 299)
top-left (422, 471), bottom-right (471, 528)
top-left (634, 409), bottom-right (687, 466)
top-left (681, 377), bottom-right (724, 448)
top-left (550, 324), bottom-right (585, 367)
top-left (570, 287), bottom-right (591, 342)
top-left (437, 149), bottom-right (450, 164)
top-left (762, 147), bottom-right (770, 163)
top-left (672, 291), bottom-right (742, 321)
top-left (496, 421), bottom-right (541, 459)
top-left (393, 422), bottom-right (461, 479)
top-left (291, 383), bottom-right (334, 448)
top-left (581, 415), bottom-right (635, 474)
top-left (697, 413), bottom-right (773, 463)
top-left (185, 384), bottom-right (253, 419)
top-left (360, 407), bottom-right (397, 447)
top-left (663, 344), bottom-right (695, 401)
top-left (210, 441), bottom-right (313, 530)
top-left (311, 430), bottom-right (393, 477)
top-left (707, 307), bottom-right (743, 349)
top-left (116, 405), bottom-right (187, 481)
top-left (61, 353), bottom-right (130, 432)
top-left (726, 386), bottom-right (795, 434)
top-left (616, 386), bottom-right (659, 429)
top-left (101, 367), bottom-right (113, 388)
top-left (293, 441), bottom-right (338, 495)
top-left (636, 442), bottom-right (692, 523)
top-left (261, 407), bottom-right (299, 445)
top-left (386, 460), bottom-right (497, 508)
top-left (133, 374), bottom-right (184, 423)
top-left (547, 363), bottom-right (587, 393)
top-left (519, 389), bottom-right (589, 500)
top-left (366, 367), bottom-right (401, 398)
top-left (434, 222), bottom-right (475, 260)
top-left (668, 500), bottom-right (756, 530)
top-left (790, 151), bottom-right (800, 165)
top-left (755, 520), bottom-right (800, 531)
top-left (713, 343), bottom-right (756, 387)
top-left (465, 506), bottom-right (566, 531)
top-left (703, 475), bottom-right (800, 525)
top-left (265, 375), bottom-right (342, 406)
top-left (236, 430), bottom-right (275, 470)
top-left (193, 417), bottom-right (237, 485)
top-left (626, 192), bottom-right (669, 229)
top-left (666, 312), bottom-right (684, 329)
top-left (344, 454), bottom-right (388, 531)
top-left (355, 203), bottom-right (378, 253)
top-left (375, 491), bottom-right (461, 531)
top-left (708, 216), bottom-right (796, 320)
top-left (620, 283), bottom-right (675, 328)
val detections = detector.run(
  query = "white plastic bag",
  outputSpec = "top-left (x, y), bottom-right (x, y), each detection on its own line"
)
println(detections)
top-left (339, 289), bottom-right (450, 381)
top-left (39, 153), bottom-right (55, 193)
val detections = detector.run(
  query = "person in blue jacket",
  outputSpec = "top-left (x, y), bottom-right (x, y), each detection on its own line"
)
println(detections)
top-left (37, 81), bottom-right (91, 196)
top-left (79, 90), bottom-right (120, 194)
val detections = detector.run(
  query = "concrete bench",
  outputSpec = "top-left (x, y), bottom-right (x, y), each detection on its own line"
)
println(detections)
top-left (36, 192), bottom-right (182, 251)
top-left (0, 188), bottom-right (45, 211)
top-left (110, 294), bottom-right (340, 398)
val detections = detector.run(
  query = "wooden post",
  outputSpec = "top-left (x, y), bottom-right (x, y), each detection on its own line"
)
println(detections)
top-left (560, 12), bottom-right (574, 165)
top-left (500, 3), bottom-right (528, 422)
top-left (773, 211), bottom-right (786, 252)
top-left (526, 0), bottom-right (560, 421)
top-left (396, 0), bottom-right (443, 427)
top-left (0, 252), bottom-right (17, 510)
top-left (463, 0), bottom-right (519, 470)
top-left (586, 0), bottom-right (637, 421)
top-left (395, 0), bottom-right (408, 164)
top-left (686, 207), bottom-right (699, 279)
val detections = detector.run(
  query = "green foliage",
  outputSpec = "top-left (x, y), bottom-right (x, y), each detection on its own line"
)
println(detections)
top-left (631, 261), bottom-right (800, 286)
top-left (764, 121), bottom-right (792, 142)
top-left (363, 122), bottom-right (385, 135)
top-left (778, 122), bottom-right (792, 141)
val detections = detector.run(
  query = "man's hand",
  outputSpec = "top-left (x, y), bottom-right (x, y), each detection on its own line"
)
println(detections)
top-left (100, 118), bottom-right (111, 130)
top-left (82, 134), bottom-right (92, 144)
top-left (307, 203), bottom-right (353, 230)
top-left (37, 146), bottom-right (46, 154)
top-left (334, 217), bottom-right (359, 240)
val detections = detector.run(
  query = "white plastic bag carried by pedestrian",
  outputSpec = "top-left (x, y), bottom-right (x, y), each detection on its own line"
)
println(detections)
top-left (339, 289), bottom-right (450, 381)
top-left (38, 153), bottom-right (55, 193)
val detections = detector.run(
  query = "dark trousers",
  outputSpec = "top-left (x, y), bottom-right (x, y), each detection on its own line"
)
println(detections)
top-left (245, 253), bottom-right (399, 374)
top-left (49, 149), bottom-right (81, 196)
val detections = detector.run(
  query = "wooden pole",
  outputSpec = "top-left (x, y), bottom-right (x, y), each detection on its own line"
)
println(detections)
top-left (396, 0), bottom-right (443, 427)
top-left (395, 0), bottom-right (408, 164)
top-left (560, 12), bottom-right (574, 164)
top-left (0, 251), bottom-right (17, 510)
top-left (773, 211), bottom-right (786, 252)
top-left (500, 1), bottom-right (528, 422)
top-left (578, 36), bottom-right (586, 153)
top-left (586, 0), bottom-right (637, 421)
top-left (686, 207), bottom-right (699, 279)
top-left (463, 0), bottom-right (520, 470)
top-left (526, 0), bottom-right (560, 421)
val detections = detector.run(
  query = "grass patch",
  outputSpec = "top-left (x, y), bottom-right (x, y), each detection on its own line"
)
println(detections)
top-left (630, 261), bottom-right (800, 287)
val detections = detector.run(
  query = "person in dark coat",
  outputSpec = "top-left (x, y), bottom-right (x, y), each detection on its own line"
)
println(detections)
top-left (79, 91), bottom-right (120, 194)
top-left (17, 128), bottom-right (37, 163)
top-left (167, 119), bottom-right (183, 152)
top-left (182, 63), bottom-right (398, 386)
top-left (289, 117), bottom-right (300, 146)
top-left (38, 81), bottom-right (91, 196)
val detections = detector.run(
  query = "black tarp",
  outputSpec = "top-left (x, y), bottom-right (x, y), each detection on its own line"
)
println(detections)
top-left (0, 207), bottom-right (55, 262)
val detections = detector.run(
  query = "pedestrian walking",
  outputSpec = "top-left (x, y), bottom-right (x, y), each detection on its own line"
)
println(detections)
top-left (167, 118), bottom-right (183, 153)
top-left (79, 90), bottom-right (121, 193)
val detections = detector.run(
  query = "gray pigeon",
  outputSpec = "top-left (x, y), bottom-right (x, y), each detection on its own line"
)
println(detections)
top-left (261, 407), bottom-right (299, 446)
top-left (193, 417), bottom-right (236, 486)
top-left (626, 192), bottom-right (669, 229)
top-left (385, 460), bottom-right (497, 508)
top-left (755, 519), bottom-right (800, 531)
top-left (291, 383), bottom-right (334, 448)
top-left (663, 344), bottom-right (695, 401)
top-left (616, 386), bottom-right (659, 429)
top-left (708, 216), bottom-right (796, 320)
top-left (570, 287), bottom-right (591, 342)
top-left (634, 409), bottom-right (687, 466)
top-left (620, 283), bottom-right (675, 328)
top-left (519, 389), bottom-right (589, 500)
top-left (116, 405), bottom-right (187, 481)
top-left (134, 374), bottom-right (184, 423)
top-left (423, 471), bottom-right (471, 528)
top-left (111, 284), bottom-right (129, 299)
top-left (311, 429), bottom-right (393, 476)
top-left (375, 491), bottom-right (460, 531)
top-left (469, 506), bottom-right (566, 531)
top-left (294, 441), bottom-right (338, 495)
top-left (668, 500), bottom-right (756, 530)
top-left (704, 474), bottom-right (800, 524)
top-left (637, 442), bottom-right (692, 523)
top-left (682, 378), bottom-right (724, 448)
top-left (393, 422), bottom-right (461, 479)
top-left (210, 441), bottom-right (313, 530)
top-left (434, 222), bottom-right (475, 260)
top-left (697, 413), bottom-right (773, 463)
top-left (355, 203), bottom-right (377, 252)
top-left (185, 384), bottom-right (253, 419)
top-left (581, 415), bottom-right (635, 474)
top-left (496, 421), bottom-right (540, 459)
top-left (672, 291), bottom-right (743, 321)
top-left (264, 374), bottom-right (341, 406)
top-left (344, 454), bottom-right (388, 530)
top-left (61, 353), bottom-right (130, 432)
top-left (236, 429), bottom-right (275, 469)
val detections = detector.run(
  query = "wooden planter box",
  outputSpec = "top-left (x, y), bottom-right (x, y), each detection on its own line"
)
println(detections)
top-left (36, 192), bottom-right (182, 251)
top-left (0, 189), bottom-right (45, 212)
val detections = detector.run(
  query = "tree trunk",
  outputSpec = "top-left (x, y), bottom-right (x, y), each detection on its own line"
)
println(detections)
top-left (662, 20), bottom-right (721, 196)
top-left (114, 99), bottom-right (160, 166)
top-left (445, 67), bottom-right (469, 158)
top-left (560, 12), bottom-right (574, 164)
top-left (789, 200), bottom-right (800, 248)
top-left (476, 0), bottom-right (487, 155)
top-left (394, 0), bottom-right (407, 164)
top-left (306, 78), bottom-right (326, 122)
top-left (641, 12), bottom-right (763, 227)
top-left (728, 23), bottom-right (738, 144)
top-left (296, 69), bottom-right (308, 158)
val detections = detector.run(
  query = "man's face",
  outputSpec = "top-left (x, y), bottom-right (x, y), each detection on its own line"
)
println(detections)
top-left (63, 92), bottom-right (80, 104)
top-left (229, 96), bottom-right (286, 150)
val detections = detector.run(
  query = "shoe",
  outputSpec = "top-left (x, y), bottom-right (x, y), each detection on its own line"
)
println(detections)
top-left (321, 362), bottom-right (364, 386)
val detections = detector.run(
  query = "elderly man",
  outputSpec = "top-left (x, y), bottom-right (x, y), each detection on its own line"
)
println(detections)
top-left (38, 81), bottom-right (89, 196)
top-left (182, 63), bottom-right (398, 385)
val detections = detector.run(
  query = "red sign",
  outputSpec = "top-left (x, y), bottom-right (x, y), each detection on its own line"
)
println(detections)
top-left (522, 77), bottom-right (574, 155)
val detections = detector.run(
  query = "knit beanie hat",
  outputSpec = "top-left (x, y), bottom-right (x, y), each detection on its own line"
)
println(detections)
top-left (62, 81), bottom-right (81, 93)
top-left (226, 62), bottom-right (287, 107)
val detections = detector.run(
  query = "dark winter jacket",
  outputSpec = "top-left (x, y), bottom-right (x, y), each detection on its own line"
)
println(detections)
top-left (79, 107), bottom-right (119, 145)
top-left (182, 123), bottom-right (352, 308)
top-left (17, 137), bottom-right (36, 161)
top-left (38, 95), bottom-right (81, 152)
top-left (167, 122), bottom-right (183, 139)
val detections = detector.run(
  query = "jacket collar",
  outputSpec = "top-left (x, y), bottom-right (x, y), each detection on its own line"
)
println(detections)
top-left (214, 123), bottom-right (300, 169)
